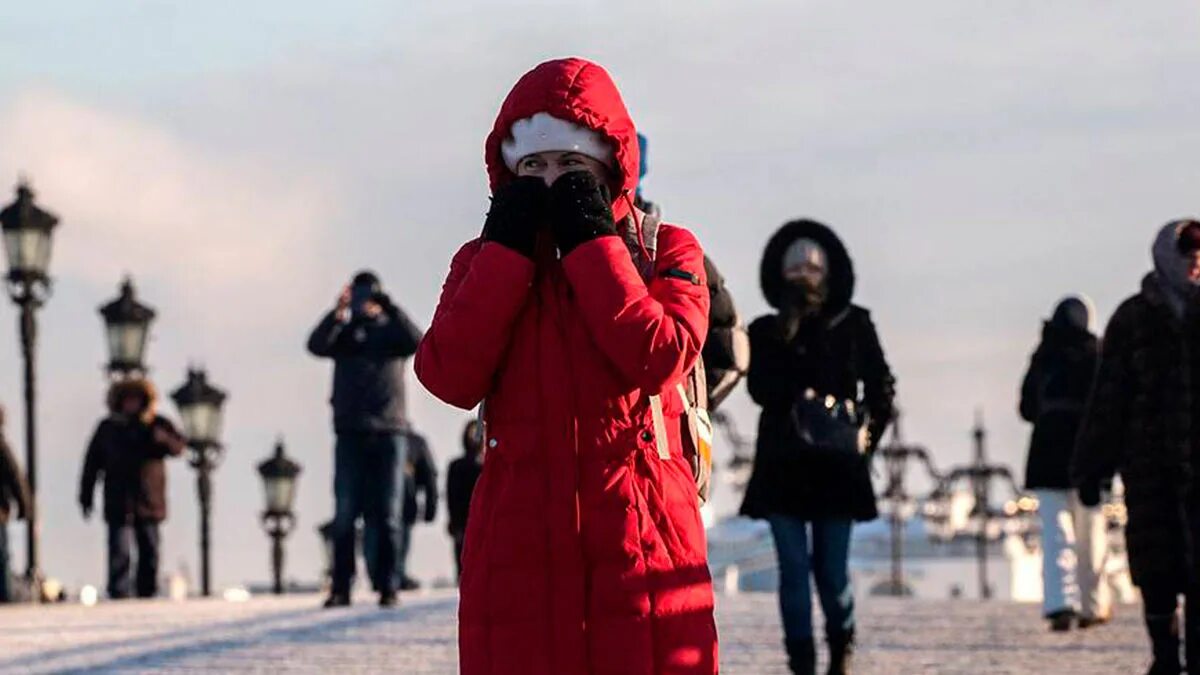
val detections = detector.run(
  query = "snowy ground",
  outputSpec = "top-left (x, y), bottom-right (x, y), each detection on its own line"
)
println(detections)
top-left (0, 591), bottom-right (1149, 674)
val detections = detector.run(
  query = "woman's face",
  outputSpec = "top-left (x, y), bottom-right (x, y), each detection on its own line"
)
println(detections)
top-left (515, 151), bottom-right (611, 187)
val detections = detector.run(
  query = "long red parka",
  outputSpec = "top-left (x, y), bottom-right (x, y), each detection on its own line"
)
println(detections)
top-left (415, 58), bottom-right (718, 674)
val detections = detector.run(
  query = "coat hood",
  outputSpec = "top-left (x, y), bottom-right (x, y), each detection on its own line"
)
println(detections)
top-left (485, 58), bottom-right (640, 223)
top-left (1150, 219), bottom-right (1200, 318)
top-left (1049, 295), bottom-right (1097, 335)
top-left (106, 378), bottom-right (158, 423)
top-left (760, 219), bottom-right (855, 317)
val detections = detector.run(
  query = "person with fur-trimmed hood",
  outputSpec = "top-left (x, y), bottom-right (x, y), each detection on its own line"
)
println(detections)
top-left (740, 219), bottom-right (896, 675)
top-left (1073, 219), bottom-right (1200, 675)
top-left (79, 378), bottom-right (186, 599)
top-left (416, 58), bottom-right (717, 674)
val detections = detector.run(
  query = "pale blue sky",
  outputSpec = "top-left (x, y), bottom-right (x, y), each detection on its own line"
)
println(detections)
top-left (0, 1), bottom-right (1197, 593)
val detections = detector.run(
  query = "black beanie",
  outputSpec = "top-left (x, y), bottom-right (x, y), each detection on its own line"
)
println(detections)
top-left (352, 270), bottom-right (381, 292)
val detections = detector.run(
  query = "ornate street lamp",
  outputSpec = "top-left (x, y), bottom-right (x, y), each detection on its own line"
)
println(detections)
top-left (99, 277), bottom-right (156, 377)
top-left (171, 367), bottom-right (228, 597)
top-left (0, 180), bottom-right (59, 594)
top-left (257, 438), bottom-right (301, 595)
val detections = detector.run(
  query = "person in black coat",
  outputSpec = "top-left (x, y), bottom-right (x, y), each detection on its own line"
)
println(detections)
top-left (1019, 296), bottom-right (1108, 631)
top-left (0, 405), bottom-right (31, 603)
top-left (447, 420), bottom-right (484, 582)
top-left (79, 379), bottom-right (186, 599)
top-left (1073, 219), bottom-right (1200, 674)
top-left (308, 270), bottom-right (424, 608)
top-left (398, 430), bottom-right (437, 590)
top-left (740, 219), bottom-right (896, 675)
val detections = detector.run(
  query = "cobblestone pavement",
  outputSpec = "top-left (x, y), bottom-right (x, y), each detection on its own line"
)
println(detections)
top-left (0, 592), bottom-right (1148, 673)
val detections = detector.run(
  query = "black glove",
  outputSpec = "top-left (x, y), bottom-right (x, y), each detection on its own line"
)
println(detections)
top-left (1077, 480), bottom-right (1102, 508)
top-left (79, 498), bottom-right (93, 520)
top-left (547, 171), bottom-right (617, 256)
top-left (482, 177), bottom-right (549, 258)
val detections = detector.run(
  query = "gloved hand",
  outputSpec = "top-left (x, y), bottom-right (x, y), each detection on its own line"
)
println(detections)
top-left (482, 177), bottom-right (549, 258)
top-left (79, 498), bottom-right (93, 520)
top-left (547, 171), bottom-right (616, 257)
top-left (1077, 481), bottom-right (1102, 508)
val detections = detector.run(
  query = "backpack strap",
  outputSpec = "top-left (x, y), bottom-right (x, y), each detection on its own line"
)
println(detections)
top-left (648, 394), bottom-right (671, 459)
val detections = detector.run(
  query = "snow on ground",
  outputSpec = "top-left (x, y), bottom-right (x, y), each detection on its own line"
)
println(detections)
top-left (0, 591), bottom-right (1149, 674)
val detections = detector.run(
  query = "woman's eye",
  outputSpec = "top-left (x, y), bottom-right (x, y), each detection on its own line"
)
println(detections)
top-left (521, 159), bottom-right (543, 171)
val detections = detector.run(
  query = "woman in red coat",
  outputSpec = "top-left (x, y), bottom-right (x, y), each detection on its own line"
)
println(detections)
top-left (416, 58), bottom-right (718, 674)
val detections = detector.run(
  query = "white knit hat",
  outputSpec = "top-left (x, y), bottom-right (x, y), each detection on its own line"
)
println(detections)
top-left (501, 112), bottom-right (614, 172)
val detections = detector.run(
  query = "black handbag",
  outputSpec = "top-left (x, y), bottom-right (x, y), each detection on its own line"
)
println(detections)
top-left (789, 389), bottom-right (868, 458)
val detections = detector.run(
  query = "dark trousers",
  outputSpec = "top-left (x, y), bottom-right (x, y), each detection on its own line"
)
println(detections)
top-left (0, 523), bottom-right (10, 602)
top-left (331, 432), bottom-right (403, 596)
top-left (768, 515), bottom-right (856, 641)
top-left (363, 520), bottom-right (414, 591)
top-left (107, 520), bottom-right (160, 599)
top-left (396, 521), bottom-right (413, 582)
top-left (452, 533), bottom-right (465, 582)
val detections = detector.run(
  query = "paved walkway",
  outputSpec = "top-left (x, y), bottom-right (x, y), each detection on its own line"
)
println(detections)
top-left (0, 592), bottom-right (1149, 673)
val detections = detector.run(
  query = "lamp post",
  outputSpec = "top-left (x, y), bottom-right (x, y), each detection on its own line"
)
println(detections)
top-left (257, 438), bottom-right (301, 595)
top-left (99, 277), bottom-right (156, 378)
top-left (0, 181), bottom-right (59, 593)
top-left (171, 368), bottom-right (227, 597)
top-left (872, 411), bottom-right (941, 597)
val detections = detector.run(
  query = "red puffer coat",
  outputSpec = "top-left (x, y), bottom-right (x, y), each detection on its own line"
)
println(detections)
top-left (416, 58), bottom-right (718, 675)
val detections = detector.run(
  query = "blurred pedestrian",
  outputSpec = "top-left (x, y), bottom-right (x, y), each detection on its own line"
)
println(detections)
top-left (1074, 219), bottom-right (1200, 675)
top-left (416, 58), bottom-right (718, 674)
top-left (1019, 295), bottom-right (1109, 631)
top-left (79, 379), bottom-right (186, 599)
top-left (0, 405), bottom-right (31, 603)
top-left (446, 420), bottom-right (484, 582)
top-left (740, 220), bottom-right (897, 675)
top-left (307, 270), bottom-right (423, 608)
top-left (397, 429), bottom-right (437, 591)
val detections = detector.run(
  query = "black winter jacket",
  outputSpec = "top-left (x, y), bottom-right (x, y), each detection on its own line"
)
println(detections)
top-left (307, 301), bottom-right (423, 434)
top-left (402, 431), bottom-right (438, 526)
top-left (1019, 321), bottom-right (1099, 490)
top-left (1073, 273), bottom-right (1200, 591)
top-left (80, 414), bottom-right (185, 524)
top-left (0, 435), bottom-right (30, 524)
top-left (740, 220), bottom-right (896, 523)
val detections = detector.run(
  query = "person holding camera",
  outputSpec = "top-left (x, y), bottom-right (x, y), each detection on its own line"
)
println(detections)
top-left (307, 270), bottom-right (423, 608)
top-left (79, 379), bottom-right (186, 599)
top-left (740, 220), bottom-right (896, 675)
top-left (416, 58), bottom-right (717, 674)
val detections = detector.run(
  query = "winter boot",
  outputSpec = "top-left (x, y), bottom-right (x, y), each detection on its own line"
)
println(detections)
top-left (1145, 613), bottom-right (1182, 675)
top-left (1048, 609), bottom-right (1075, 633)
top-left (785, 637), bottom-right (816, 675)
top-left (826, 630), bottom-right (855, 675)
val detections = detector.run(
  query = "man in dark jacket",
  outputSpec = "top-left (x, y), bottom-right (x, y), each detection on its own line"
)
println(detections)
top-left (0, 405), bottom-right (31, 603)
top-left (79, 379), bottom-right (186, 599)
top-left (740, 220), bottom-right (896, 675)
top-left (1073, 219), bottom-right (1200, 674)
top-left (397, 430), bottom-right (437, 590)
top-left (1020, 296), bottom-right (1108, 631)
top-left (447, 420), bottom-right (484, 582)
top-left (307, 270), bottom-right (423, 608)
